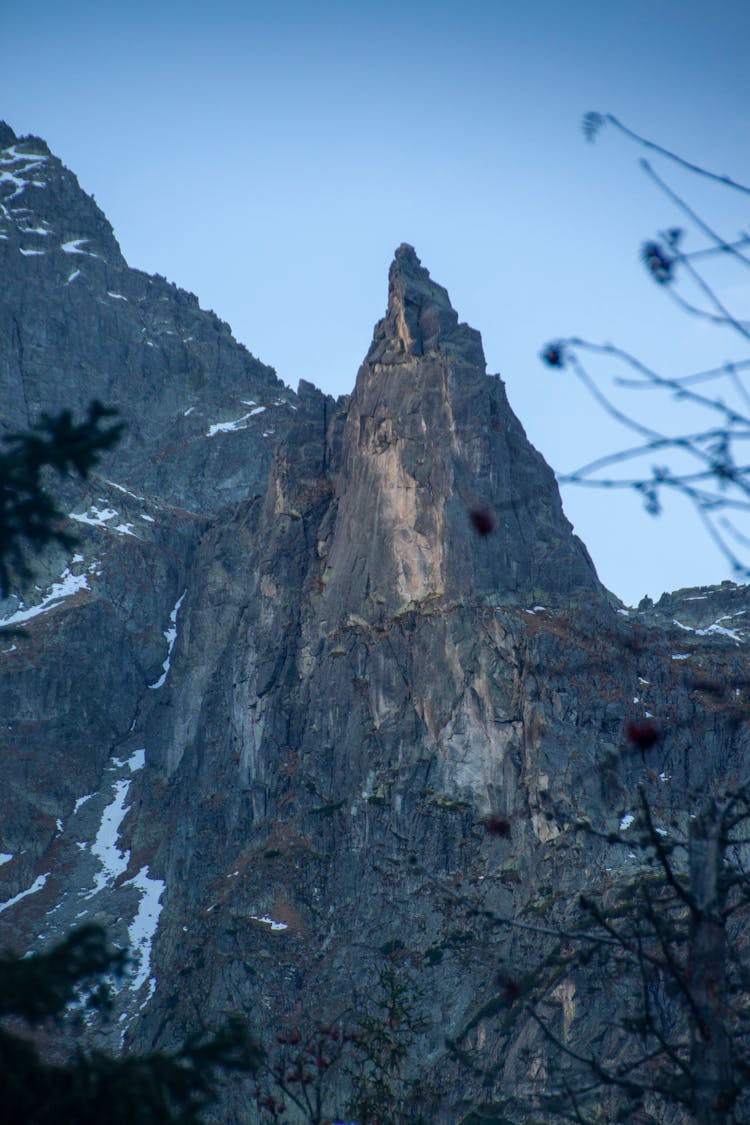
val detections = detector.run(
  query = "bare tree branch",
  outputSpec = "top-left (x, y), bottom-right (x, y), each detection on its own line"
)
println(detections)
top-left (588, 113), bottom-right (750, 197)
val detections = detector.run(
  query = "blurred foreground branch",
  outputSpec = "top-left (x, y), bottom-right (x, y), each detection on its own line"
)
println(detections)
top-left (543, 115), bottom-right (750, 577)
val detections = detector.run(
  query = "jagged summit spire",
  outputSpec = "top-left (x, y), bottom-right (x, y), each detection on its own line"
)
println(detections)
top-left (0, 121), bottom-right (18, 149)
top-left (0, 121), bottom-right (49, 155)
top-left (319, 244), bottom-right (603, 619)
top-left (366, 244), bottom-right (485, 368)
top-left (389, 242), bottom-right (449, 300)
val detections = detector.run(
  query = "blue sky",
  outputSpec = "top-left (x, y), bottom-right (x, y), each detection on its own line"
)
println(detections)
top-left (3, 0), bottom-right (750, 604)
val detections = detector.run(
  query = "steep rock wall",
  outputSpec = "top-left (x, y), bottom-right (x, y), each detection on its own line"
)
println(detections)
top-left (1, 123), bottom-right (749, 1122)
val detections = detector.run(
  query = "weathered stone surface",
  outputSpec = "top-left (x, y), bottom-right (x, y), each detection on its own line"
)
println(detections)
top-left (1, 127), bottom-right (749, 1123)
top-left (322, 244), bottom-right (603, 622)
top-left (0, 120), bottom-right (295, 515)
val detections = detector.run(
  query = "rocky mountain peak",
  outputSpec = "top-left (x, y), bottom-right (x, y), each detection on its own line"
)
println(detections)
top-left (0, 120), bottom-right (17, 148)
top-left (2, 133), bottom-right (750, 1125)
top-left (367, 243), bottom-right (485, 367)
top-left (0, 123), bottom-right (123, 272)
top-left (0, 122), bottom-right (291, 512)
top-left (320, 246), bottom-right (603, 620)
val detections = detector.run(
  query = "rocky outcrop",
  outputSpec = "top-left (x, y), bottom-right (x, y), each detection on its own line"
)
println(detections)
top-left (1, 124), bottom-right (749, 1123)
top-left (0, 121), bottom-right (295, 513)
top-left (321, 244), bottom-right (602, 622)
top-left (0, 117), bottom-right (296, 952)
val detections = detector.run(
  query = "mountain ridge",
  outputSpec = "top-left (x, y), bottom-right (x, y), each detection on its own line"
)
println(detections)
top-left (1, 123), bottom-right (749, 1122)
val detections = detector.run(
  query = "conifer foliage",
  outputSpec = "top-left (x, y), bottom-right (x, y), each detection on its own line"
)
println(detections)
top-left (0, 925), bottom-right (260, 1124)
top-left (0, 400), bottom-right (123, 596)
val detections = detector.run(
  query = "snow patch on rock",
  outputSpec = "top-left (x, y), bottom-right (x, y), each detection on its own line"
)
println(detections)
top-left (149, 592), bottom-right (186, 690)
top-left (1, 567), bottom-right (89, 627)
top-left (87, 747), bottom-right (146, 896)
top-left (0, 873), bottom-right (48, 915)
top-left (251, 914), bottom-right (288, 932)
top-left (206, 405), bottom-right (266, 436)
top-left (126, 867), bottom-right (165, 998)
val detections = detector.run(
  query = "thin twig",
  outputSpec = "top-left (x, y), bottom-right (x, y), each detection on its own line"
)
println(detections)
top-left (604, 115), bottom-right (750, 197)
top-left (642, 161), bottom-right (750, 270)
top-left (614, 358), bottom-right (750, 393)
top-left (674, 251), bottom-right (750, 345)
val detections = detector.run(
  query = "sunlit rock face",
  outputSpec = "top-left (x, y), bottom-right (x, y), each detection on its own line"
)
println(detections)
top-left (322, 244), bottom-right (602, 621)
top-left (2, 124), bottom-right (750, 1124)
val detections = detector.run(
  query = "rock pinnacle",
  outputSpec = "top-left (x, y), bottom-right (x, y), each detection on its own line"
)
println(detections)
top-left (366, 244), bottom-right (485, 368)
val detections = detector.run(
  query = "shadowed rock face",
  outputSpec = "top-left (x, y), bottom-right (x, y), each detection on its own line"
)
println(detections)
top-left (0, 120), bottom-right (294, 514)
top-left (0, 118), bottom-right (299, 883)
top-left (1, 128), bottom-right (750, 1124)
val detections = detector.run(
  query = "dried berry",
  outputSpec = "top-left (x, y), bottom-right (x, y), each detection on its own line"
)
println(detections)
top-left (469, 508), bottom-right (496, 536)
top-left (625, 720), bottom-right (660, 750)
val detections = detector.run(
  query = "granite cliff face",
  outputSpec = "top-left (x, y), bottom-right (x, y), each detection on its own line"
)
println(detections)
top-left (322, 244), bottom-right (601, 621)
top-left (1, 122), bottom-right (749, 1122)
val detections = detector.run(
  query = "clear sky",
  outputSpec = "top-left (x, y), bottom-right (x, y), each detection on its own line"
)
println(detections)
top-left (3, 0), bottom-right (749, 605)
